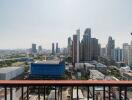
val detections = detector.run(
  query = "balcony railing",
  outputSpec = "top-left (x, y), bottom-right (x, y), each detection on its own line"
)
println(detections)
top-left (0, 80), bottom-right (132, 100)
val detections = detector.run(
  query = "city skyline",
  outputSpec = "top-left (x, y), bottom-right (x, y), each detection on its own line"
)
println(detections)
top-left (0, 0), bottom-right (132, 49)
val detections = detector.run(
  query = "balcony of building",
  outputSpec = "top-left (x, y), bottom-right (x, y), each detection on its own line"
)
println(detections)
top-left (0, 80), bottom-right (132, 100)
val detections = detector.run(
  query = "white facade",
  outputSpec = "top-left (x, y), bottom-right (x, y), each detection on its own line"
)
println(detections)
top-left (123, 43), bottom-right (132, 67)
top-left (0, 67), bottom-right (24, 80)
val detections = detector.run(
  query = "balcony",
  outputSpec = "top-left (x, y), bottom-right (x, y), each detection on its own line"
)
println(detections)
top-left (0, 80), bottom-right (132, 100)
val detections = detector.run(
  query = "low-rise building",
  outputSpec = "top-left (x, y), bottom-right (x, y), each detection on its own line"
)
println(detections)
top-left (30, 60), bottom-right (65, 79)
top-left (90, 70), bottom-right (105, 80)
top-left (90, 61), bottom-right (107, 74)
top-left (123, 71), bottom-right (132, 80)
top-left (0, 67), bottom-right (24, 80)
top-left (75, 63), bottom-right (95, 72)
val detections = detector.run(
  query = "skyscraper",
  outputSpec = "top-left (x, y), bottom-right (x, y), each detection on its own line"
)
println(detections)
top-left (80, 28), bottom-right (100, 61)
top-left (106, 36), bottom-right (115, 59)
top-left (123, 43), bottom-right (129, 64)
top-left (38, 45), bottom-right (42, 54)
top-left (100, 47), bottom-right (107, 57)
top-left (56, 43), bottom-right (59, 53)
top-left (113, 48), bottom-right (123, 62)
top-left (90, 38), bottom-right (100, 60)
top-left (52, 43), bottom-right (55, 55)
top-left (80, 28), bottom-right (91, 61)
top-left (72, 29), bottom-right (80, 63)
top-left (32, 43), bottom-right (37, 54)
top-left (73, 34), bottom-right (78, 63)
top-left (128, 46), bottom-right (132, 67)
top-left (76, 29), bottom-right (80, 62)
top-left (67, 37), bottom-right (72, 56)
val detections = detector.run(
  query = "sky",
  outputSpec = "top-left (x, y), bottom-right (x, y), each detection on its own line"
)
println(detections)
top-left (0, 0), bottom-right (132, 49)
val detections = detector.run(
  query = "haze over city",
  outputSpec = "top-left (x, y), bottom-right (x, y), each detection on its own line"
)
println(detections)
top-left (0, 0), bottom-right (132, 49)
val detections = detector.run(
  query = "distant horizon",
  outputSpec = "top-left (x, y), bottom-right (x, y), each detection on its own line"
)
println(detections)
top-left (0, 0), bottom-right (132, 49)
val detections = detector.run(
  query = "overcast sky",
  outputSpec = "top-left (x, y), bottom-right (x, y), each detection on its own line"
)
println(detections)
top-left (0, 0), bottom-right (132, 49)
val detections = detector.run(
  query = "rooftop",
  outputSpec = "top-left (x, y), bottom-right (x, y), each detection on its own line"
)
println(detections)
top-left (34, 60), bottom-right (60, 64)
top-left (0, 67), bottom-right (23, 74)
top-left (124, 71), bottom-right (132, 76)
top-left (90, 70), bottom-right (105, 80)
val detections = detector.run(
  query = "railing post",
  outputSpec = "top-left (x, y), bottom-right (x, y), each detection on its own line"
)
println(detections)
top-left (60, 86), bottom-right (62, 100)
top-left (71, 86), bottom-right (73, 100)
top-left (4, 86), bottom-right (7, 100)
top-left (21, 86), bottom-right (24, 100)
top-left (77, 86), bottom-right (78, 100)
top-left (87, 86), bottom-right (89, 100)
top-left (27, 86), bottom-right (29, 100)
top-left (93, 86), bottom-right (95, 100)
top-left (119, 86), bottom-right (122, 100)
top-left (103, 86), bottom-right (105, 100)
top-left (43, 86), bottom-right (45, 100)
top-left (109, 86), bottom-right (111, 100)
top-left (55, 86), bottom-right (57, 100)
top-left (10, 87), bottom-right (12, 100)
top-left (38, 86), bottom-right (40, 100)
top-left (124, 87), bottom-right (127, 100)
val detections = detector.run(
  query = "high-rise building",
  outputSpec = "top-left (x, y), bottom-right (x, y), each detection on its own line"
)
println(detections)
top-left (128, 46), bottom-right (132, 67)
top-left (72, 29), bottom-right (80, 63)
top-left (38, 45), bottom-right (42, 54)
top-left (90, 38), bottom-right (100, 60)
top-left (52, 43), bottom-right (55, 55)
top-left (32, 43), bottom-right (37, 54)
top-left (81, 28), bottom-right (91, 61)
top-left (123, 43), bottom-right (129, 64)
top-left (67, 37), bottom-right (72, 56)
top-left (106, 36), bottom-right (115, 59)
top-left (100, 47), bottom-right (107, 57)
top-left (56, 43), bottom-right (59, 53)
top-left (113, 48), bottom-right (123, 62)
top-left (80, 28), bottom-right (100, 61)
top-left (76, 29), bottom-right (80, 63)
top-left (73, 35), bottom-right (78, 63)
top-left (128, 33), bottom-right (132, 67)
top-left (122, 33), bottom-right (132, 67)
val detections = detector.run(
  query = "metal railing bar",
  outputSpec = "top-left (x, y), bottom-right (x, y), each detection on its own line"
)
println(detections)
top-left (119, 86), bottom-right (122, 100)
top-left (93, 86), bottom-right (95, 100)
top-left (77, 86), bottom-right (78, 100)
top-left (21, 86), bottom-right (24, 100)
top-left (10, 87), bottom-right (12, 100)
top-left (27, 86), bottom-right (29, 100)
top-left (124, 87), bottom-right (127, 100)
top-left (43, 86), bottom-right (45, 100)
top-left (87, 86), bottom-right (89, 100)
top-left (55, 86), bottom-right (57, 100)
top-left (109, 86), bottom-right (111, 100)
top-left (103, 86), bottom-right (105, 100)
top-left (38, 86), bottom-right (40, 100)
top-left (60, 86), bottom-right (62, 100)
top-left (5, 86), bottom-right (7, 100)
